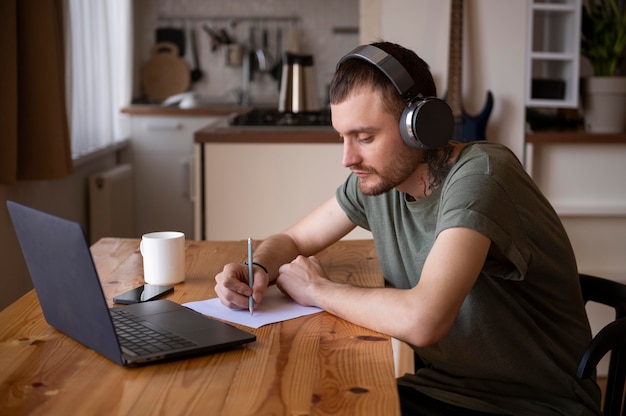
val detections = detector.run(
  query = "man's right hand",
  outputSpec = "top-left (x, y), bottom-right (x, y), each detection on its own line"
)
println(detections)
top-left (214, 263), bottom-right (270, 310)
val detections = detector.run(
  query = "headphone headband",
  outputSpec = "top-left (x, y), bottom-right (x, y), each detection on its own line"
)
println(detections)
top-left (336, 45), bottom-right (421, 104)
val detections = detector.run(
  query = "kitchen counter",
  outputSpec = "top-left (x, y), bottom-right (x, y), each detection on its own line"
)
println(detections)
top-left (121, 105), bottom-right (249, 117)
top-left (194, 117), bottom-right (338, 144)
top-left (526, 130), bottom-right (626, 143)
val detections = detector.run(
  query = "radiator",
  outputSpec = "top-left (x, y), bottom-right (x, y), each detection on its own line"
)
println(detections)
top-left (88, 164), bottom-right (134, 244)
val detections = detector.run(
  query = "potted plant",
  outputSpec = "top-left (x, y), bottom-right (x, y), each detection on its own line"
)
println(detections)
top-left (580, 0), bottom-right (626, 132)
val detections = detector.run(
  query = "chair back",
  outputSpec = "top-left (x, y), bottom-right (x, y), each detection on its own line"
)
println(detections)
top-left (577, 274), bottom-right (626, 416)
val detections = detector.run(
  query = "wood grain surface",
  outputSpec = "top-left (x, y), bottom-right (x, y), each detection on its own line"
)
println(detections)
top-left (0, 239), bottom-right (400, 416)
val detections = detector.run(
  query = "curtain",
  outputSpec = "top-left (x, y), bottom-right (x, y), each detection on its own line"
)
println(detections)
top-left (0, 0), bottom-right (132, 184)
top-left (0, 0), bottom-right (72, 184)
top-left (66, 0), bottom-right (132, 158)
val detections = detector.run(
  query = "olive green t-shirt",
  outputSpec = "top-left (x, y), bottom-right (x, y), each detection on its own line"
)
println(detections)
top-left (336, 142), bottom-right (601, 415)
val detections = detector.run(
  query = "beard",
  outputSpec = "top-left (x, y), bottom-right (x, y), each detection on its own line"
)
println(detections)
top-left (353, 150), bottom-right (421, 196)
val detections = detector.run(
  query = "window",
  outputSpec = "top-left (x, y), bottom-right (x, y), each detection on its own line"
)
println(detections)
top-left (65, 0), bottom-right (132, 159)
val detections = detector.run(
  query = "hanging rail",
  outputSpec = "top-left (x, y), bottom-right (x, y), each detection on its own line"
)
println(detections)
top-left (158, 15), bottom-right (299, 24)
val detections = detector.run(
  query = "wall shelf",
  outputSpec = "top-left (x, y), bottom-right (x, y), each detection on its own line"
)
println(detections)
top-left (157, 15), bottom-right (299, 24)
top-left (525, 0), bottom-right (581, 108)
top-left (552, 204), bottom-right (626, 217)
top-left (526, 130), bottom-right (626, 144)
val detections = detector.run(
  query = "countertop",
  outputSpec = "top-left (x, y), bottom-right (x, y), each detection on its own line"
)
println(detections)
top-left (122, 105), bottom-right (339, 144)
top-left (194, 117), bottom-right (339, 144)
top-left (121, 104), bottom-right (249, 117)
top-left (525, 130), bottom-right (626, 144)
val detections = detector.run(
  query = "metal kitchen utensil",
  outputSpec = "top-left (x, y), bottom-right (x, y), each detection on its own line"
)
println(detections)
top-left (189, 27), bottom-right (203, 82)
top-left (270, 27), bottom-right (283, 83)
top-left (256, 28), bottom-right (274, 73)
top-left (202, 25), bottom-right (223, 52)
top-left (279, 52), bottom-right (320, 113)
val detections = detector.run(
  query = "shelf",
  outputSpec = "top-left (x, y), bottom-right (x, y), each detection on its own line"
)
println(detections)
top-left (526, 130), bottom-right (626, 143)
top-left (531, 3), bottom-right (578, 12)
top-left (526, 0), bottom-right (581, 108)
top-left (553, 204), bottom-right (626, 217)
top-left (530, 51), bottom-right (577, 60)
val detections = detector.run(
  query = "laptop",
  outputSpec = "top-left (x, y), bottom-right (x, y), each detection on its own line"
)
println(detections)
top-left (6, 201), bottom-right (256, 366)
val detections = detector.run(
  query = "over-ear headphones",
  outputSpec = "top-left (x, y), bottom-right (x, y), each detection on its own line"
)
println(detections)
top-left (336, 45), bottom-right (453, 149)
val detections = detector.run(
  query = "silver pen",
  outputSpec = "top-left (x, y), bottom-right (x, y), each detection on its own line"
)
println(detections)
top-left (247, 238), bottom-right (254, 315)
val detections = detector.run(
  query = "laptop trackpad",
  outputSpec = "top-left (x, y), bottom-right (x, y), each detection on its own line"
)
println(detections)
top-left (147, 309), bottom-right (252, 344)
top-left (149, 309), bottom-right (220, 332)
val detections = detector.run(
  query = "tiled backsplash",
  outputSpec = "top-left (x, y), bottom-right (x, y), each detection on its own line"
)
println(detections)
top-left (133, 0), bottom-right (359, 107)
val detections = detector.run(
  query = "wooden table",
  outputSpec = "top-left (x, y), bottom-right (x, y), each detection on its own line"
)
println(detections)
top-left (0, 239), bottom-right (400, 415)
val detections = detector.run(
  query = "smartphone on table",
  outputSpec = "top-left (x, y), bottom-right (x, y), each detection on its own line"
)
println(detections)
top-left (113, 284), bottom-right (174, 304)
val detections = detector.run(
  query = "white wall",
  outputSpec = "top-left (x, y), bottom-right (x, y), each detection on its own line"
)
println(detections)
top-left (362, 0), bottom-right (528, 159)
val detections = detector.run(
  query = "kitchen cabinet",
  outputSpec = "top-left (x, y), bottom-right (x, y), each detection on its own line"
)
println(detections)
top-left (124, 111), bottom-right (222, 238)
top-left (194, 123), bottom-right (372, 241)
top-left (197, 142), bottom-right (372, 241)
top-left (525, 0), bottom-right (581, 108)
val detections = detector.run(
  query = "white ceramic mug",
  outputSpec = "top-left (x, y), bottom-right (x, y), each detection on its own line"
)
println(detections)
top-left (140, 231), bottom-right (185, 285)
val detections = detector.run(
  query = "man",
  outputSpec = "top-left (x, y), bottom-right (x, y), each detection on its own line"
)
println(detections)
top-left (215, 41), bottom-right (601, 415)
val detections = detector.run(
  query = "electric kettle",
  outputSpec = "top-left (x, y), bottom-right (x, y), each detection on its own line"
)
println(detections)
top-left (278, 52), bottom-right (320, 113)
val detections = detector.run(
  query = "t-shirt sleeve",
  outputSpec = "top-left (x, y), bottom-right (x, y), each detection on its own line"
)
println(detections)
top-left (436, 172), bottom-right (531, 280)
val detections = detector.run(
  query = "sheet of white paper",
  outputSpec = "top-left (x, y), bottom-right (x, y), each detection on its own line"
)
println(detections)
top-left (183, 285), bottom-right (323, 329)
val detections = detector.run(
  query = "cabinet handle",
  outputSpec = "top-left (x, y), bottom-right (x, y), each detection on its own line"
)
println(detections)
top-left (181, 156), bottom-right (197, 202)
top-left (145, 121), bottom-right (183, 131)
top-left (188, 155), bottom-right (195, 203)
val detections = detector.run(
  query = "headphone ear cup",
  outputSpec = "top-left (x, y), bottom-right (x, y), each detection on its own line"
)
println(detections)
top-left (399, 98), bottom-right (454, 149)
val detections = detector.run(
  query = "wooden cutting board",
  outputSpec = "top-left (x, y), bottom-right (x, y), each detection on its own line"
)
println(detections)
top-left (141, 42), bottom-right (190, 103)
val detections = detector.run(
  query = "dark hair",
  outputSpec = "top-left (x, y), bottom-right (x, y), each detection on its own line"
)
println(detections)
top-left (329, 41), bottom-right (437, 119)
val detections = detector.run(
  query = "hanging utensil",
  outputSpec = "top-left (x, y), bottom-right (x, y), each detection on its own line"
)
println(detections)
top-left (202, 24), bottom-right (223, 52)
top-left (189, 27), bottom-right (203, 83)
top-left (219, 28), bottom-right (233, 45)
top-left (270, 27), bottom-right (283, 83)
top-left (248, 25), bottom-right (257, 80)
top-left (156, 27), bottom-right (185, 56)
top-left (259, 28), bottom-right (274, 72)
top-left (141, 42), bottom-right (190, 103)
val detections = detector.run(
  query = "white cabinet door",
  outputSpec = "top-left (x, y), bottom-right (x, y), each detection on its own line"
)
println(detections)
top-left (202, 142), bottom-right (372, 241)
top-left (129, 115), bottom-right (220, 238)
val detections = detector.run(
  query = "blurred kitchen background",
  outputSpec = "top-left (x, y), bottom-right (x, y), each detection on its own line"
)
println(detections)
top-left (132, 0), bottom-right (359, 108)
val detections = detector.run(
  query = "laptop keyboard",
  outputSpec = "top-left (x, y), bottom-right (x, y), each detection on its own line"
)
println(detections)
top-left (111, 309), bottom-right (197, 356)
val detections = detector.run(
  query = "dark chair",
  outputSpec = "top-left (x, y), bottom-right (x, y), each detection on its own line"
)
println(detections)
top-left (576, 273), bottom-right (626, 416)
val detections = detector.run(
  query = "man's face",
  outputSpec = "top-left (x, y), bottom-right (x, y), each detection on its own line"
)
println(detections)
top-left (331, 87), bottom-right (421, 196)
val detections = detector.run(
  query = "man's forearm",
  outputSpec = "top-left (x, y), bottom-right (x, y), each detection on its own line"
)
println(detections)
top-left (252, 233), bottom-right (301, 282)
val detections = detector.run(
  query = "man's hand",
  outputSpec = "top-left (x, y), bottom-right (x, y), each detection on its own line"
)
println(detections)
top-left (215, 263), bottom-right (270, 309)
top-left (276, 255), bottom-right (332, 307)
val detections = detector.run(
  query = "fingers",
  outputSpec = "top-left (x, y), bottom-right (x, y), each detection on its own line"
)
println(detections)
top-left (214, 263), bottom-right (270, 309)
top-left (215, 263), bottom-right (252, 309)
top-left (251, 267), bottom-right (269, 304)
